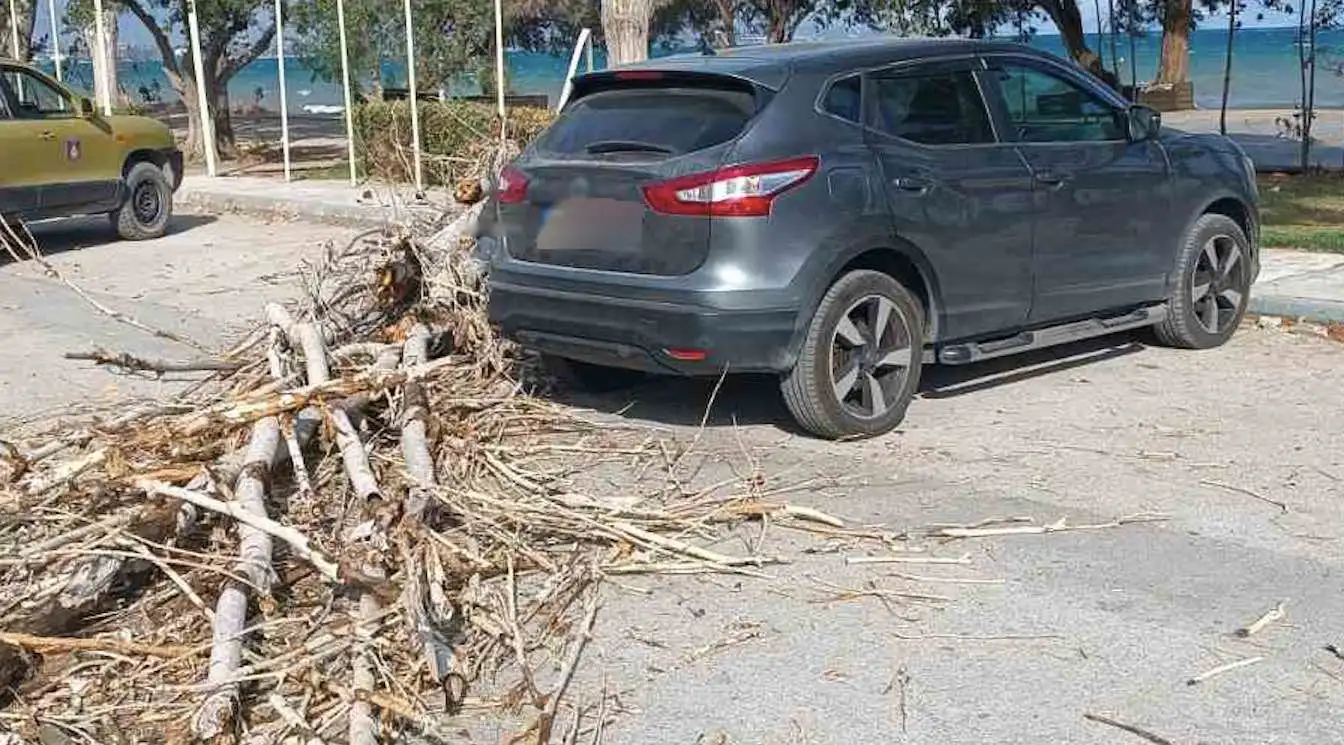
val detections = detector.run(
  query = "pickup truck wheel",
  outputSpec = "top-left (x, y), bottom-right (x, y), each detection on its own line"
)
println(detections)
top-left (111, 162), bottom-right (173, 241)
top-left (1154, 214), bottom-right (1251, 349)
top-left (782, 270), bottom-right (924, 440)
top-left (540, 354), bottom-right (645, 393)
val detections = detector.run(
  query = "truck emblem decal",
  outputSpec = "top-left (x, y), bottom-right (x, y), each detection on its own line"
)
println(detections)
top-left (65, 139), bottom-right (81, 161)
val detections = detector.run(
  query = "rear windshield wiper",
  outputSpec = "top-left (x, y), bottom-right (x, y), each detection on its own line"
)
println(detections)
top-left (584, 140), bottom-right (675, 155)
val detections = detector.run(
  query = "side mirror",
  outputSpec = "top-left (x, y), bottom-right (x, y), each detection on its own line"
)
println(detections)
top-left (1127, 104), bottom-right (1161, 142)
top-left (78, 97), bottom-right (96, 117)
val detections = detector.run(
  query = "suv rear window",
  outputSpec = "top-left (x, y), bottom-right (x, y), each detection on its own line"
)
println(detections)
top-left (535, 86), bottom-right (757, 158)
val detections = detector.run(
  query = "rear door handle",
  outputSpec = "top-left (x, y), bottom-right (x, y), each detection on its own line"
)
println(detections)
top-left (1034, 171), bottom-right (1069, 189)
top-left (39, 131), bottom-right (55, 141)
top-left (892, 176), bottom-right (931, 194)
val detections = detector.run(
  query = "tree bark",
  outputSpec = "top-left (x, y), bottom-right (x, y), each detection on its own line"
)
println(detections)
top-left (1301, 0), bottom-right (1318, 170)
top-left (1220, 1), bottom-right (1237, 135)
top-left (602, 0), bottom-right (655, 65)
top-left (1035, 0), bottom-right (1102, 73)
top-left (710, 0), bottom-right (736, 48)
top-left (1155, 0), bottom-right (1193, 85)
top-left (1, 0), bottom-right (35, 61)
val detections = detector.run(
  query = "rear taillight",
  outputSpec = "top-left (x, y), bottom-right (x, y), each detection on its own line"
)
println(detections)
top-left (497, 165), bottom-right (529, 204)
top-left (642, 156), bottom-right (820, 217)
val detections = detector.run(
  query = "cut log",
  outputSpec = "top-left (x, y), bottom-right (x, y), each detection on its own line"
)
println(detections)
top-left (191, 416), bottom-right (283, 740)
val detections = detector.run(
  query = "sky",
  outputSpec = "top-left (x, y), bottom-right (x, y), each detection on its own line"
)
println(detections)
top-left (21, 0), bottom-right (1302, 56)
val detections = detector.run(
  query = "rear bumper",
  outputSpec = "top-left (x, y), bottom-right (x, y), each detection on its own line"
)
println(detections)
top-left (488, 278), bottom-right (801, 375)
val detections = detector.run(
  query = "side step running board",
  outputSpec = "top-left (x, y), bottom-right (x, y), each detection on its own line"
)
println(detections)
top-left (937, 305), bottom-right (1167, 366)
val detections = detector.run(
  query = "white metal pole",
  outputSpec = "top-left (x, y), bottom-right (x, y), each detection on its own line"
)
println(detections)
top-left (92, 0), bottom-right (112, 115)
top-left (8, 0), bottom-right (22, 59)
top-left (274, 0), bottom-right (291, 182)
top-left (402, 0), bottom-right (422, 193)
top-left (187, 0), bottom-right (216, 176)
top-left (556, 28), bottom-right (590, 112)
top-left (46, 0), bottom-right (60, 80)
top-left (336, 0), bottom-right (357, 186)
top-left (586, 35), bottom-right (594, 73)
top-left (493, 0), bottom-right (505, 141)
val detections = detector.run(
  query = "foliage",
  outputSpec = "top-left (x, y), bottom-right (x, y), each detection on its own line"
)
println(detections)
top-left (352, 99), bottom-right (553, 185)
top-left (289, 0), bottom-right (600, 98)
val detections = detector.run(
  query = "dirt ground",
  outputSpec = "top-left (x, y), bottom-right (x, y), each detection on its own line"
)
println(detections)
top-left (3, 215), bottom-right (1342, 744)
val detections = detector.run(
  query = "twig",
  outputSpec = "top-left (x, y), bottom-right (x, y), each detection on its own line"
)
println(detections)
top-left (611, 521), bottom-right (773, 568)
top-left (1325, 643), bottom-right (1344, 662)
top-left (1083, 713), bottom-right (1179, 745)
top-left (533, 591), bottom-right (601, 745)
top-left (0, 215), bottom-right (209, 351)
top-left (0, 631), bottom-right (198, 659)
top-left (139, 480), bottom-right (340, 583)
top-left (23, 448), bottom-right (108, 497)
top-left (722, 502), bottom-right (845, 528)
top-left (885, 571), bottom-right (1005, 585)
top-left (64, 348), bottom-right (242, 373)
top-left (1186, 656), bottom-right (1264, 685)
top-left (892, 630), bottom-right (1064, 642)
top-left (930, 514), bottom-right (1169, 538)
top-left (846, 553), bottom-right (973, 566)
top-left (1236, 601), bottom-right (1286, 637)
top-left (1200, 480), bottom-right (1289, 513)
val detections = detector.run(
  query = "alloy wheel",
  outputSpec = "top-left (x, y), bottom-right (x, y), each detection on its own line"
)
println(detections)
top-left (1190, 234), bottom-right (1246, 335)
top-left (828, 294), bottom-right (914, 419)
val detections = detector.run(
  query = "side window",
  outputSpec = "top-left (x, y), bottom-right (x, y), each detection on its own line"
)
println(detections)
top-left (1, 70), bottom-right (72, 119)
top-left (995, 63), bottom-right (1124, 143)
top-left (868, 71), bottom-right (994, 146)
top-left (822, 75), bottom-right (862, 123)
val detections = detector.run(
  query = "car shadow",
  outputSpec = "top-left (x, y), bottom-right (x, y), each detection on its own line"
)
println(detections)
top-left (2, 213), bottom-right (218, 264)
top-left (555, 330), bottom-right (1154, 433)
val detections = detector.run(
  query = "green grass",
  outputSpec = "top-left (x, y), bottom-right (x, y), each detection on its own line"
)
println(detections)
top-left (1258, 173), bottom-right (1344, 253)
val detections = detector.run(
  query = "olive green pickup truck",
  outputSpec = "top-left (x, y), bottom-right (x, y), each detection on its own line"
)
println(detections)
top-left (0, 58), bottom-right (183, 240)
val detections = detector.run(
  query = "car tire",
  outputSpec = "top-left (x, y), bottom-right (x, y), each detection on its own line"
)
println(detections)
top-left (111, 162), bottom-right (173, 241)
top-left (1153, 213), bottom-right (1252, 350)
top-left (782, 270), bottom-right (924, 440)
top-left (541, 354), bottom-right (645, 393)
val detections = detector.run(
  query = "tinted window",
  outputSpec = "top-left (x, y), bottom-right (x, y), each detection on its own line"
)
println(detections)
top-left (535, 86), bottom-right (755, 157)
top-left (869, 71), bottom-right (994, 146)
top-left (823, 75), bottom-right (862, 123)
top-left (1, 69), bottom-right (71, 118)
top-left (995, 63), bottom-right (1124, 143)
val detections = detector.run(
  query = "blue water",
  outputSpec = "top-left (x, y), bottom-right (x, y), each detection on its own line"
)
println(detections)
top-left (39, 26), bottom-right (1344, 112)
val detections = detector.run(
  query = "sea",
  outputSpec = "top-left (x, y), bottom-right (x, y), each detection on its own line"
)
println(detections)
top-left (34, 25), bottom-right (1344, 113)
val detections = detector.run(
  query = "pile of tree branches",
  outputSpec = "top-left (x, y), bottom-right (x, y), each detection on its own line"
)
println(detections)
top-left (0, 204), bottom-right (816, 742)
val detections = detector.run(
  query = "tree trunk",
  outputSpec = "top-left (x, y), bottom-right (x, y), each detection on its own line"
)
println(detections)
top-left (1, 0), bottom-right (35, 60)
top-left (1155, 0), bottom-right (1193, 85)
top-left (212, 81), bottom-right (237, 159)
top-left (1302, 0), bottom-right (1318, 170)
top-left (83, 8), bottom-right (122, 109)
top-left (711, 0), bottom-right (736, 48)
top-left (1220, 2), bottom-right (1236, 135)
top-left (763, 0), bottom-right (807, 43)
top-left (602, 0), bottom-right (654, 66)
top-left (1108, 0), bottom-right (1119, 79)
top-left (1035, 0), bottom-right (1102, 73)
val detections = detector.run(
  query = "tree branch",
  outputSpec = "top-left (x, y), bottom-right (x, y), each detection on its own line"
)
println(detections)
top-left (221, 20), bottom-right (276, 82)
top-left (119, 0), bottom-right (181, 77)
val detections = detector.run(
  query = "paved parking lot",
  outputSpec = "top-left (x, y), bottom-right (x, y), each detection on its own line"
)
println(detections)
top-left (3, 215), bottom-right (1342, 743)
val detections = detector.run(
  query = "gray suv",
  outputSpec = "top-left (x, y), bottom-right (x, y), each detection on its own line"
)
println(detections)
top-left (481, 38), bottom-right (1259, 439)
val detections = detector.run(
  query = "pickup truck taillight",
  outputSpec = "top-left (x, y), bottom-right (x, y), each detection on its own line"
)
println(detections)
top-left (642, 156), bottom-right (820, 218)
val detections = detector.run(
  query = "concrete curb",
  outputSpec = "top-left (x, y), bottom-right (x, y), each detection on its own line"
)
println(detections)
top-left (1248, 294), bottom-right (1344, 324)
top-left (178, 187), bottom-right (448, 229)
